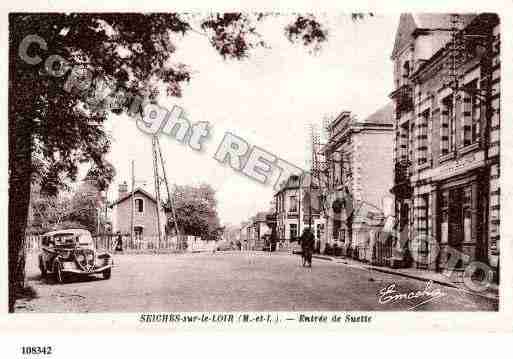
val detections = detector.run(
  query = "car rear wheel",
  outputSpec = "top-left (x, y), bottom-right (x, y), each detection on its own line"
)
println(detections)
top-left (102, 268), bottom-right (111, 280)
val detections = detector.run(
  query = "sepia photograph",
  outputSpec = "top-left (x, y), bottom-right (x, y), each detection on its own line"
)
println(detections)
top-left (7, 10), bottom-right (502, 317)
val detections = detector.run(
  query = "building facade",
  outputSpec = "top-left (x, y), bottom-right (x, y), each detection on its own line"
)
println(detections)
top-left (321, 104), bottom-right (394, 261)
top-left (274, 175), bottom-right (324, 250)
top-left (389, 14), bottom-right (500, 278)
top-left (110, 182), bottom-right (166, 239)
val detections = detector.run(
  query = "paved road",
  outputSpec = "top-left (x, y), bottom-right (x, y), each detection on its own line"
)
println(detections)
top-left (16, 251), bottom-right (497, 312)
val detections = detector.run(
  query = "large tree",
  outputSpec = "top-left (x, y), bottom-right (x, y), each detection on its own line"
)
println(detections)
top-left (167, 184), bottom-right (221, 240)
top-left (9, 12), bottom-right (369, 311)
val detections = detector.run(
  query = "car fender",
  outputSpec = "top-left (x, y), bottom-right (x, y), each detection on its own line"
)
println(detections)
top-left (97, 252), bottom-right (111, 260)
top-left (97, 252), bottom-right (113, 266)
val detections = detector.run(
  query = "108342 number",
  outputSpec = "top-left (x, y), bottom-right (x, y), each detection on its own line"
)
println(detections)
top-left (21, 346), bottom-right (53, 355)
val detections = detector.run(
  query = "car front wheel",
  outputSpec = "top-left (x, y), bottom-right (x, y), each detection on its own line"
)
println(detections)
top-left (55, 263), bottom-right (66, 284)
top-left (102, 268), bottom-right (111, 280)
top-left (39, 258), bottom-right (47, 278)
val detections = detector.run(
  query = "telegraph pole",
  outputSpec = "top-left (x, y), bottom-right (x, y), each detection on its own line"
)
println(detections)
top-left (151, 135), bottom-right (181, 251)
top-left (152, 136), bottom-right (163, 251)
top-left (130, 160), bottom-right (135, 245)
top-left (155, 136), bottom-right (180, 249)
top-left (297, 174), bottom-right (301, 239)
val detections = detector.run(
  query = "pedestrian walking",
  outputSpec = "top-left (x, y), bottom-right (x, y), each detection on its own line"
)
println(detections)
top-left (300, 227), bottom-right (314, 267)
top-left (115, 231), bottom-right (123, 252)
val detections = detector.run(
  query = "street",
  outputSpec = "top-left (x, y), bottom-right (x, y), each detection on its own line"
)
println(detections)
top-left (16, 251), bottom-right (498, 312)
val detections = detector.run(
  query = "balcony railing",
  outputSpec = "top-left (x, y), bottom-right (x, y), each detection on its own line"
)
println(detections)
top-left (390, 84), bottom-right (413, 113)
top-left (394, 159), bottom-right (411, 185)
top-left (392, 159), bottom-right (413, 199)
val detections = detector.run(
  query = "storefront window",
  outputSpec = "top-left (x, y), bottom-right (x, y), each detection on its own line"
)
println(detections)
top-left (289, 224), bottom-right (297, 239)
top-left (440, 191), bottom-right (449, 244)
top-left (463, 187), bottom-right (472, 242)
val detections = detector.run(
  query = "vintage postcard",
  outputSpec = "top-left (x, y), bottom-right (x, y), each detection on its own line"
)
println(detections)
top-left (1, 1), bottom-right (513, 346)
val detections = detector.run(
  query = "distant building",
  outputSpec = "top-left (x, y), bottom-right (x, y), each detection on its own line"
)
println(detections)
top-left (322, 103), bottom-right (394, 260)
top-left (274, 174), bottom-right (324, 249)
top-left (389, 14), bottom-right (500, 279)
top-left (110, 181), bottom-right (165, 240)
top-left (251, 212), bottom-right (272, 250)
top-left (239, 221), bottom-right (250, 249)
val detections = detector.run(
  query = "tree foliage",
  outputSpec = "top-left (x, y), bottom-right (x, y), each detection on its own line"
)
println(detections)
top-left (166, 184), bottom-right (221, 240)
top-left (29, 193), bottom-right (74, 233)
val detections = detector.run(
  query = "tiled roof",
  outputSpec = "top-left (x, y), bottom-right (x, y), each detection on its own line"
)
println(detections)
top-left (109, 187), bottom-right (157, 207)
top-left (358, 102), bottom-right (394, 126)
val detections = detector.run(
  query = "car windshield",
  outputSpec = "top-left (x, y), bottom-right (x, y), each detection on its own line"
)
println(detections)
top-left (53, 233), bottom-right (78, 248)
top-left (78, 234), bottom-right (94, 249)
top-left (53, 232), bottom-right (94, 249)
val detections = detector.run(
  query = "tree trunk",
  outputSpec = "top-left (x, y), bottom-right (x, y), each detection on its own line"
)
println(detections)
top-left (9, 171), bottom-right (31, 312)
top-left (8, 112), bottom-right (33, 312)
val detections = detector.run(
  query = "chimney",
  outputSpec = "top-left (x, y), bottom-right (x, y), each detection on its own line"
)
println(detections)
top-left (118, 181), bottom-right (128, 198)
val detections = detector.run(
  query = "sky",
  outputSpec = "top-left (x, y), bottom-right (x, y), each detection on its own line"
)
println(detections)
top-left (101, 14), bottom-right (399, 226)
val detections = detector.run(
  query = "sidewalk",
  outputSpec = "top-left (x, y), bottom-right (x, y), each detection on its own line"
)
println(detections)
top-left (312, 254), bottom-right (499, 301)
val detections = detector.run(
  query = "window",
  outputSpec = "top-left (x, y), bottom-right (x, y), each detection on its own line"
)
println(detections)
top-left (134, 226), bottom-right (143, 241)
top-left (289, 195), bottom-right (298, 213)
top-left (135, 198), bottom-right (144, 213)
top-left (440, 191), bottom-right (449, 244)
top-left (463, 187), bottom-right (472, 243)
top-left (409, 121), bottom-right (415, 165)
top-left (399, 123), bottom-right (409, 160)
top-left (417, 109), bottom-right (429, 165)
top-left (333, 219), bottom-right (341, 241)
top-left (462, 80), bottom-right (481, 146)
top-left (403, 61), bottom-right (410, 80)
top-left (440, 95), bottom-right (455, 156)
top-left (289, 224), bottom-right (298, 239)
top-left (419, 194), bottom-right (429, 237)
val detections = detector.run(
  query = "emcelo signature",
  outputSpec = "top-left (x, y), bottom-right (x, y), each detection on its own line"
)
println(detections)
top-left (378, 281), bottom-right (446, 310)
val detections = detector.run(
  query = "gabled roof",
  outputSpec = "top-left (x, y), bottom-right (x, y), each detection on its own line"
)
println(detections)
top-left (110, 187), bottom-right (157, 207)
top-left (391, 13), bottom-right (476, 59)
top-left (391, 14), bottom-right (417, 59)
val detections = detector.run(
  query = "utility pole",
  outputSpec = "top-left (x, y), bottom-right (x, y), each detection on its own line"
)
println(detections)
top-left (309, 175), bottom-right (313, 230)
top-left (151, 135), bottom-right (181, 252)
top-left (130, 160), bottom-right (135, 245)
top-left (156, 136), bottom-right (180, 250)
top-left (152, 136), bottom-right (163, 251)
top-left (297, 174), bottom-right (301, 239)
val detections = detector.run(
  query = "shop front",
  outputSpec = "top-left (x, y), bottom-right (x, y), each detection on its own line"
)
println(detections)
top-left (433, 169), bottom-right (486, 276)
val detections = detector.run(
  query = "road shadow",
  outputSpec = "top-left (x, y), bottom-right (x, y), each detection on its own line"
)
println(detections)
top-left (15, 285), bottom-right (38, 302)
top-left (27, 273), bottom-right (105, 285)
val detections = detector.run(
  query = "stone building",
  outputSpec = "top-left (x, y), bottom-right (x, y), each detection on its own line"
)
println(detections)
top-left (251, 211), bottom-right (272, 250)
top-left (321, 104), bottom-right (394, 260)
top-left (274, 174), bottom-right (324, 249)
top-left (110, 181), bottom-right (166, 240)
top-left (389, 14), bottom-right (500, 279)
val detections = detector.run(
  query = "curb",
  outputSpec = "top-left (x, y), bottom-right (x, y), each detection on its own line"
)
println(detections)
top-left (366, 266), bottom-right (457, 289)
top-left (310, 254), bottom-right (499, 301)
top-left (312, 255), bottom-right (333, 261)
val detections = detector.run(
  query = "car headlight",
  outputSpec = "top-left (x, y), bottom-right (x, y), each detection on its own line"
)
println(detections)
top-left (76, 254), bottom-right (85, 262)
